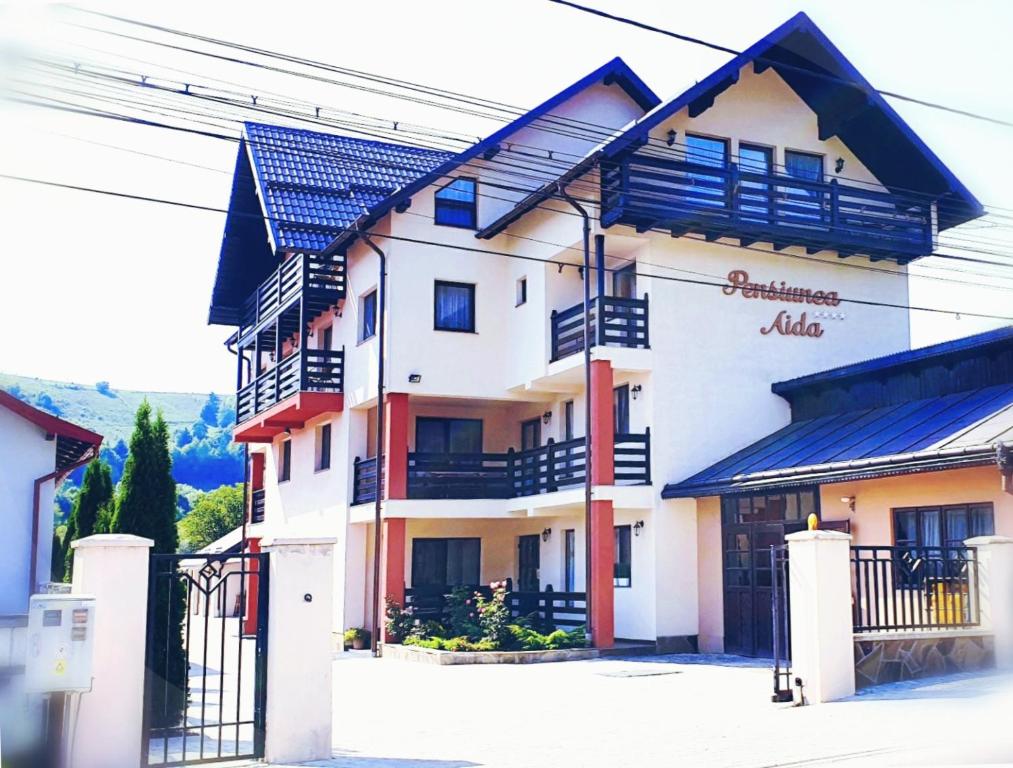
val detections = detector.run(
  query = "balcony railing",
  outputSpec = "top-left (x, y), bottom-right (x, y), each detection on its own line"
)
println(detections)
top-left (236, 347), bottom-right (344, 425)
top-left (352, 430), bottom-right (650, 504)
top-left (405, 582), bottom-right (586, 630)
top-left (601, 154), bottom-right (934, 259)
top-left (250, 489), bottom-right (266, 524)
top-left (851, 546), bottom-right (980, 633)
top-left (550, 295), bottom-right (649, 362)
top-left (238, 251), bottom-right (345, 341)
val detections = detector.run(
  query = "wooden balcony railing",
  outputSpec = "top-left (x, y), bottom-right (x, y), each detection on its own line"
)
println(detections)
top-left (352, 430), bottom-right (650, 504)
top-left (405, 582), bottom-right (586, 630)
top-left (250, 488), bottom-right (266, 524)
top-left (550, 295), bottom-right (649, 362)
top-left (236, 347), bottom-right (344, 425)
top-left (238, 251), bottom-right (345, 341)
top-left (601, 154), bottom-right (934, 259)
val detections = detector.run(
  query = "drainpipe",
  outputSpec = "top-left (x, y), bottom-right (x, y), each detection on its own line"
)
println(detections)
top-left (556, 182), bottom-right (594, 645)
top-left (357, 228), bottom-right (388, 658)
top-left (30, 445), bottom-right (99, 598)
top-left (226, 337), bottom-right (251, 552)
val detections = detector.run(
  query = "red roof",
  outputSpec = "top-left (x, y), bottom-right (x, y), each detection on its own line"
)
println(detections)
top-left (0, 390), bottom-right (103, 469)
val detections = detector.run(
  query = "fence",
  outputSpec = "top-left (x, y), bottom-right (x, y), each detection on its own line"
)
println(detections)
top-left (850, 545), bottom-right (981, 633)
top-left (403, 583), bottom-right (587, 630)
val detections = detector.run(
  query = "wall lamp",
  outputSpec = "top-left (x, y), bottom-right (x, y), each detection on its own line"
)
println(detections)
top-left (631, 384), bottom-right (643, 400)
top-left (541, 528), bottom-right (552, 543)
top-left (835, 157), bottom-right (845, 174)
top-left (840, 496), bottom-right (856, 512)
top-left (666, 129), bottom-right (677, 147)
top-left (542, 410), bottom-right (552, 425)
top-left (408, 373), bottom-right (422, 384)
top-left (633, 520), bottom-right (645, 536)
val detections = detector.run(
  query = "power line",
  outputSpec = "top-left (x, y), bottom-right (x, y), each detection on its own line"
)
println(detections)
top-left (2, 171), bottom-right (1011, 322)
top-left (548, 0), bottom-right (1013, 129)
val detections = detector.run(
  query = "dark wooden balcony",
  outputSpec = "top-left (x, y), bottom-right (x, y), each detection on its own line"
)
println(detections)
top-left (238, 251), bottom-right (345, 342)
top-left (601, 154), bottom-right (934, 261)
top-left (352, 430), bottom-right (650, 504)
top-left (250, 488), bottom-right (266, 524)
top-left (406, 582), bottom-right (586, 630)
top-left (550, 295), bottom-right (649, 363)
top-left (234, 347), bottom-right (344, 442)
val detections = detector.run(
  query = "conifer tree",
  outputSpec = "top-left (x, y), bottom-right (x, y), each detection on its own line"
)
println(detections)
top-left (112, 402), bottom-right (186, 728)
top-left (63, 459), bottom-right (114, 580)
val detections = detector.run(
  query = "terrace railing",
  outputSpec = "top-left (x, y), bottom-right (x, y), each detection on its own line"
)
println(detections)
top-left (601, 155), bottom-right (934, 259)
top-left (404, 583), bottom-right (586, 631)
top-left (550, 295), bottom-right (649, 362)
top-left (236, 347), bottom-right (344, 425)
top-left (250, 488), bottom-right (266, 524)
top-left (851, 545), bottom-right (981, 633)
top-left (351, 456), bottom-right (382, 506)
top-left (238, 252), bottom-right (346, 341)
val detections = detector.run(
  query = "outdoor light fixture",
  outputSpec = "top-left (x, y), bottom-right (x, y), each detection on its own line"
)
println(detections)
top-left (541, 528), bottom-right (552, 542)
top-left (408, 373), bottom-right (422, 384)
top-left (631, 384), bottom-right (643, 400)
top-left (542, 410), bottom-right (552, 425)
top-left (840, 496), bottom-right (856, 512)
top-left (633, 520), bottom-right (645, 536)
top-left (666, 129), bottom-right (676, 147)
top-left (835, 157), bottom-right (845, 173)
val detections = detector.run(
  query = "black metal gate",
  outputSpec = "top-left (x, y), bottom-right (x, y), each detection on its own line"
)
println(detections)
top-left (142, 551), bottom-right (269, 766)
top-left (770, 544), bottom-right (792, 702)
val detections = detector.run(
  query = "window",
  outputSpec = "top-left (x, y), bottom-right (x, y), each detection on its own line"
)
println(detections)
top-left (278, 439), bottom-right (291, 482)
top-left (516, 277), bottom-right (527, 306)
top-left (612, 264), bottom-right (636, 299)
top-left (783, 150), bottom-right (824, 222)
top-left (685, 134), bottom-right (728, 167)
top-left (614, 525), bottom-right (632, 587)
top-left (563, 400), bottom-right (574, 441)
top-left (738, 143), bottom-right (773, 222)
top-left (434, 281), bottom-right (475, 332)
top-left (893, 504), bottom-right (994, 550)
top-left (411, 538), bottom-right (481, 587)
top-left (434, 177), bottom-right (477, 228)
top-left (613, 384), bottom-right (630, 435)
top-left (319, 324), bottom-right (333, 351)
top-left (564, 529), bottom-right (576, 593)
top-left (720, 490), bottom-right (818, 524)
top-left (684, 134), bottom-right (728, 209)
top-left (360, 289), bottom-right (377, 342)
top-left (784, 150), bottom-right (824, 182)
top-left (415, 417), bottom-right (483, 454)
top-left (315, 423), bottom-right (331, 472)
top-left (521, 418), bottom-right (540, 451)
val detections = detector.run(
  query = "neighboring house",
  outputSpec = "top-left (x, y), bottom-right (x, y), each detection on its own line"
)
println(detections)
top-left (181, 526), bottom-right (247, 619)
top-left (206, 13), bottom-right (991, 654)
top-left (0, 391), bottom-right (102, 615)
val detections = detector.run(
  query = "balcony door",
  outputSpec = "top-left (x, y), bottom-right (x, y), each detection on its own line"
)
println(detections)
top-left (415, 417), bottom-right (483, 455)
top-left (518, 534), bottom-right (540, 592)
top-left (738, 144), bottom-right (773, 223)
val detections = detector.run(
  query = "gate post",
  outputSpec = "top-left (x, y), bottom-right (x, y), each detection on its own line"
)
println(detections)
top-left (965, 535), bottom-right (1013, 669)
top-left (70, 534), bottom-right (153, 768)
top-left (785, 530), bottom-right (855, 704)
top-left (261, 536), bottom-right (336, 764)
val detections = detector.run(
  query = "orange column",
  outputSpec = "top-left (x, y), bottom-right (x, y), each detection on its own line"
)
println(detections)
top-left (590, 360), bottom-right (614, 485)
top-left (380, 517), bottom-right (406, 641)
top-left (589, 359), bottom-right (615, 647)
top-left (590, 500), bottom-right (615, 648)
top-left (384, 393), bottom-right (409, 500)
top-left (243, 537), bottom-right (262, 636)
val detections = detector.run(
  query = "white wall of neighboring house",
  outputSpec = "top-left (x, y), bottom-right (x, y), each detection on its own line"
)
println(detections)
top-left (0, 406), bottom-right (58, 615)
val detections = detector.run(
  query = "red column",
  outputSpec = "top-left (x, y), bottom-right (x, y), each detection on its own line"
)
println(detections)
top-left (590, 500), bottom-right (615, 648)
top-left (589, 359), bottom-right (615, 647)
top-left (590, 360), bottom-right (614, 485)
top-left (384, 393), bottom-right (409, 500)
top-left (243, 537), bottom-right (262, 636)
top-left (380, 517), bottom-right (406, 641)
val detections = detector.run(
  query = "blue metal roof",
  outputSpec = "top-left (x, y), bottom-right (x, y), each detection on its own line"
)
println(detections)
top-left (664, 383), bottom-right (1013, 498)
top-left (601, 12), bottom-right (982, 231)
top-left (773, 325), bottom-right (1013, 396)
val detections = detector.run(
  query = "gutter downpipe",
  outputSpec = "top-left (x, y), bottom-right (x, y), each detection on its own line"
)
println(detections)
top-left (556, 182), bottom-right (594, 646)
top-left (357, 228), bottom-right (388, 658)
top-left (30, 445), bottom-right (99, 599)
top-left (226, 337), bottom-right (250, 553)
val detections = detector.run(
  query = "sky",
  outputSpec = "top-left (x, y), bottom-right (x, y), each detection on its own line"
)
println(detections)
top-left (1, 0), bottom-right (1011, 393)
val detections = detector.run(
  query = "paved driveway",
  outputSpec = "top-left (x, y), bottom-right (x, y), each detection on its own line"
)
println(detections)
top-left (271, 653), bottom-right (1013, 767)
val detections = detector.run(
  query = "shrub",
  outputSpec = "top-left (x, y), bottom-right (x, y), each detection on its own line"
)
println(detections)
top-left (384, 599), bottom-right (415, 643)
top-left (343, 627), bottom-right (371, 649)
top-left (475, 581), bottom-right (512, 646)
top-left (445, 587), bottom-right (482, 639)
top-left (403, 635), bottom-right (497, 652)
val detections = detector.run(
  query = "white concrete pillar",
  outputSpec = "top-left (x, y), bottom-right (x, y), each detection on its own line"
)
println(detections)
top-left (70, 534), bottom-right (153, 768)
top-left (786, 530), bottom-right (855, 704)
top-left (965, 535), bottom-right (1013, 669)
top-left (261, 536), bottom-right (336, 764)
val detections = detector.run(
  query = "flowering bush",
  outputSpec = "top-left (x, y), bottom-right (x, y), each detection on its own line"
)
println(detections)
top-left (474, 581), bottom-right (511, 646)
top-left (384, 598), bottom-right (415, 643)
top-left (445, 586), bottom-right (482, 639)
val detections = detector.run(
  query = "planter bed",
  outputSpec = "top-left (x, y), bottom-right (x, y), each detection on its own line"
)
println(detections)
top-left (382, 642), bottom-right (600, 665)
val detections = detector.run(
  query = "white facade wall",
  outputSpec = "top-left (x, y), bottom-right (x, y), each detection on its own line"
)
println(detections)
top-left (0, 407), bottom-right (58, 614)
top-left (241, 65), bottom-right (920, 645)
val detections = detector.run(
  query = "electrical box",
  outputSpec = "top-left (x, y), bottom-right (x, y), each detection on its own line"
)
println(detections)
top-left (24, 594), bottom-right (96, 693)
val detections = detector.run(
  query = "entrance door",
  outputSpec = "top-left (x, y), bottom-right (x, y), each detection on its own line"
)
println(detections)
top-left (721, 491), bottom-right (814, 657)
top-left (518, 535), bottom-right (540, 592)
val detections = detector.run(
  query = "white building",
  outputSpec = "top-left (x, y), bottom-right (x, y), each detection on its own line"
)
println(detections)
top-left (207, 13), bottom-right (987, 653)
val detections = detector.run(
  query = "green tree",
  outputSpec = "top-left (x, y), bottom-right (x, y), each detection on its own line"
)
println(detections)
top-left (51, 530), bottom-right (65, 583)
top-left (177, 483), bottom-right (244, 553)
top-left (112, 402), bottom-right (186, 728)
top-left (63, 459), bottom-right (114, 580)
top-left (199, 392), bottom-right (221, 427)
